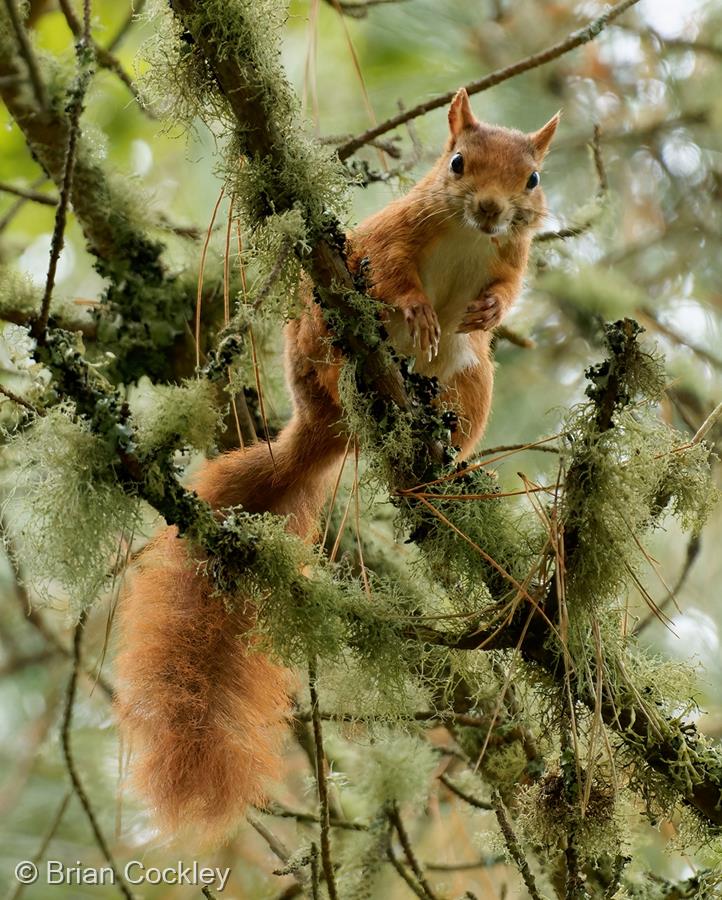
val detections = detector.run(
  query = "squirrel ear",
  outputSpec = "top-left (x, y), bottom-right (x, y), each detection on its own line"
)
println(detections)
top-left (529, 111), bottom-right (561, 159)
top-left (448, 88), bottom-right (478, 138)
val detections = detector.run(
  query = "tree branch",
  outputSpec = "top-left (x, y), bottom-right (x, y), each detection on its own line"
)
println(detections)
top-left (2, 0), bottom-right (47, 108)
top-left (169, 0), bottom-right (444, 472)
top-left (57, 0), bottom-right (148, 112)
top-left (35, 3), bottom-right (92, 338)
top-left (492, 788), bottom-right (547, 900)
top-left (0, 11), bottom-right (154, 267)
top-left (335, 0), bottom-right (641, 160)
top-left (0, 180), bottom-right (56, 205)
top-left (321, 0), bottom-right (409, 18)
top-left (61, 612), bottom-right (134, 900)
top-left (388, 802), bottom-right (439, 900)
top-left (308, 660), bottom-right (339, 900)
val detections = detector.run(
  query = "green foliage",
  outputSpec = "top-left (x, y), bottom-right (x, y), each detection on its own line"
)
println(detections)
top-left (400, 462), bottom-right (544, 604)
top-left (0, 267), bottom-right (42, 320)
top-left (562, 405), bottom-right (715, 610)
top-left (539, 265), bottom-right (648, 331)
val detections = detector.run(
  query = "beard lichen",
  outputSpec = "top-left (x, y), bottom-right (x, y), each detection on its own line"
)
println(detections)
top-left (129, 377), bottom-right (224, 455)
top-left (2, 405), bottom-right (142, 611)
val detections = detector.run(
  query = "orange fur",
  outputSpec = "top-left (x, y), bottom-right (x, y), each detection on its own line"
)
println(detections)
top-left (115, 376), bottom-right (346, 842)
top-left (115, 89), bottom-right (557, 840)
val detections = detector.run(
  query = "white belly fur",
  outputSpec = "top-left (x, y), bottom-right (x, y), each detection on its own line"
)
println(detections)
top-left (386, 224), bottom-right (497, 383)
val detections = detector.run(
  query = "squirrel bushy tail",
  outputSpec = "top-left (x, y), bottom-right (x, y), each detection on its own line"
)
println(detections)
top-left (115, 392), bottom-right (347, 840)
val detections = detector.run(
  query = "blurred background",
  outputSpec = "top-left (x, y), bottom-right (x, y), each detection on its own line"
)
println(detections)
top-left (0, 0), bottom-right (721, 896)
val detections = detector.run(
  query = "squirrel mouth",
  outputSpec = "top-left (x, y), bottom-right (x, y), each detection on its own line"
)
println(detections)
top-left (462, 208), bottom-right (508, 236)
top-left (478, 221), bottom-right (509, 237)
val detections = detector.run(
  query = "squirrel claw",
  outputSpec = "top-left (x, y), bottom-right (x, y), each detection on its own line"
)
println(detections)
top-left (403, 301), bottom-right (441, 360)
top-left (457, 292), bottom-right (503, 333)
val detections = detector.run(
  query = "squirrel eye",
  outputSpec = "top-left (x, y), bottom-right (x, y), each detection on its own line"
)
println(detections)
top-left (450, 152), bottom-right (464, 176)
top-left (526, 170), bottom-right (540, 190)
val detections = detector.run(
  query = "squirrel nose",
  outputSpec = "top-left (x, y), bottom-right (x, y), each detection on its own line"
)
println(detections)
top-left (478, 199), bottom-right (502, 220)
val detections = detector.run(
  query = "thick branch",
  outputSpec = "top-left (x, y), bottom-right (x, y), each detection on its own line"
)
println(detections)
top-left (169, 0), bottom-right (441, 471)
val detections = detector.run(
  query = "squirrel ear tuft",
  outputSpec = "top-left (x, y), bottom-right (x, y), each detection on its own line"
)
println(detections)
top-left (448, 88), bottom-right (478, 138)
top-left (529, 110), bottom-right (561, 159)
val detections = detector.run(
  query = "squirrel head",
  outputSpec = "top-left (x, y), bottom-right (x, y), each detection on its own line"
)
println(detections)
top-left (438, 87), bottom-right (560, 237)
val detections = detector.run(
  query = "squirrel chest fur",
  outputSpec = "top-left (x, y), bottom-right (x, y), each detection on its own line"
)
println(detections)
top-left (393, 223), bottom-right (500, 381)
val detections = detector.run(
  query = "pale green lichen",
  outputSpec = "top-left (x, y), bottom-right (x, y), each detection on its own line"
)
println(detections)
top-left (1, 405), bottom-right (142, 611)
top-left (562, 408), bottom-right (715, 612)
top-left (347, 727), bottom-right (439, 811)
top-left (518, 767), bottom-right (632, 866)
top-left (140, 0), bottom-right (350, 241)
top-left (129, 377), bottom-right (223, 454)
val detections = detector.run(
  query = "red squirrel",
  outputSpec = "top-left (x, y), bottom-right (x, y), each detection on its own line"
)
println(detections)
top-left (115, 89), bottom-right (558, 840)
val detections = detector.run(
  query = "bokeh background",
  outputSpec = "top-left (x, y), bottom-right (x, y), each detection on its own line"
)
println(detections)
top-left (1, 0), bottom-right (721, 896)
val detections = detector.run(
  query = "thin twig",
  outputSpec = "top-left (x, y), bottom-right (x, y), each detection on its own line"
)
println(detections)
top-left (591, 123), bottom-right (608, 194)
top-left (308, 660), bottom-right (339, 900)
top-left (472, 441), bottom-right (560, 458)
top-left (35, 0), bottom-right (93, 338)
top-left (61, 611), bottom-right (134, 900)
top-left (634, 534), bottom-right (701, 635)
top-left (388, 802), bottom-right (439, 900)
top-left (201, 888), bottom-right (218, 900)
top-left (426, 857), bottom-right (505, 872)
top-left (386, 841), bottom-right (428, 900)
top-left (0, 383), bottom-right (38, 413)
top-left (263, 802), bottom-right (367, 831)
top-left (0, 181), bottom-right (57, 205)
top-left (692, 400), bottom-right (722, 445)
top-left (246, 813), bottom-right (309, 887)
top-left (2, 0), bottom-right (47, 108)
top-left (321, 0), bottom-right (409, 18)
top-left (0, 648), bottom-right (57, 677)
top-left (496, 324), bottom-right (535, 348)
top-left (559, 726), bottom-right (584, 900)
top-left (438, 773), bottom-right (493, 811)
top-left (535, 223), bottom-right (593, 243)
top-left (5, 789), bottom-right (72, 900)
top-left (246, 810), bottom-right (292, 864)
top-left (336, 0), bottom-right (641, 159)
top-left (107, 0), bottom-right (147, 52)
top-left (536, 124), bottom-right (608, 243)
top-left (310, 842), bottom-right (320, 900)
top-left (491, 789), bottom-right (546, 900)
top-left (57, 0), bottom-right (147, 109)
top-left (637, 307), bottom-right (722, 371)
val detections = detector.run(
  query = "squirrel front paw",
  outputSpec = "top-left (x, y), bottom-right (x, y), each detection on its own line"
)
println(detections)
top-left (457, 292), bottom-right (504, 333)
top-left (403, 301), bottom-right (441, 360)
